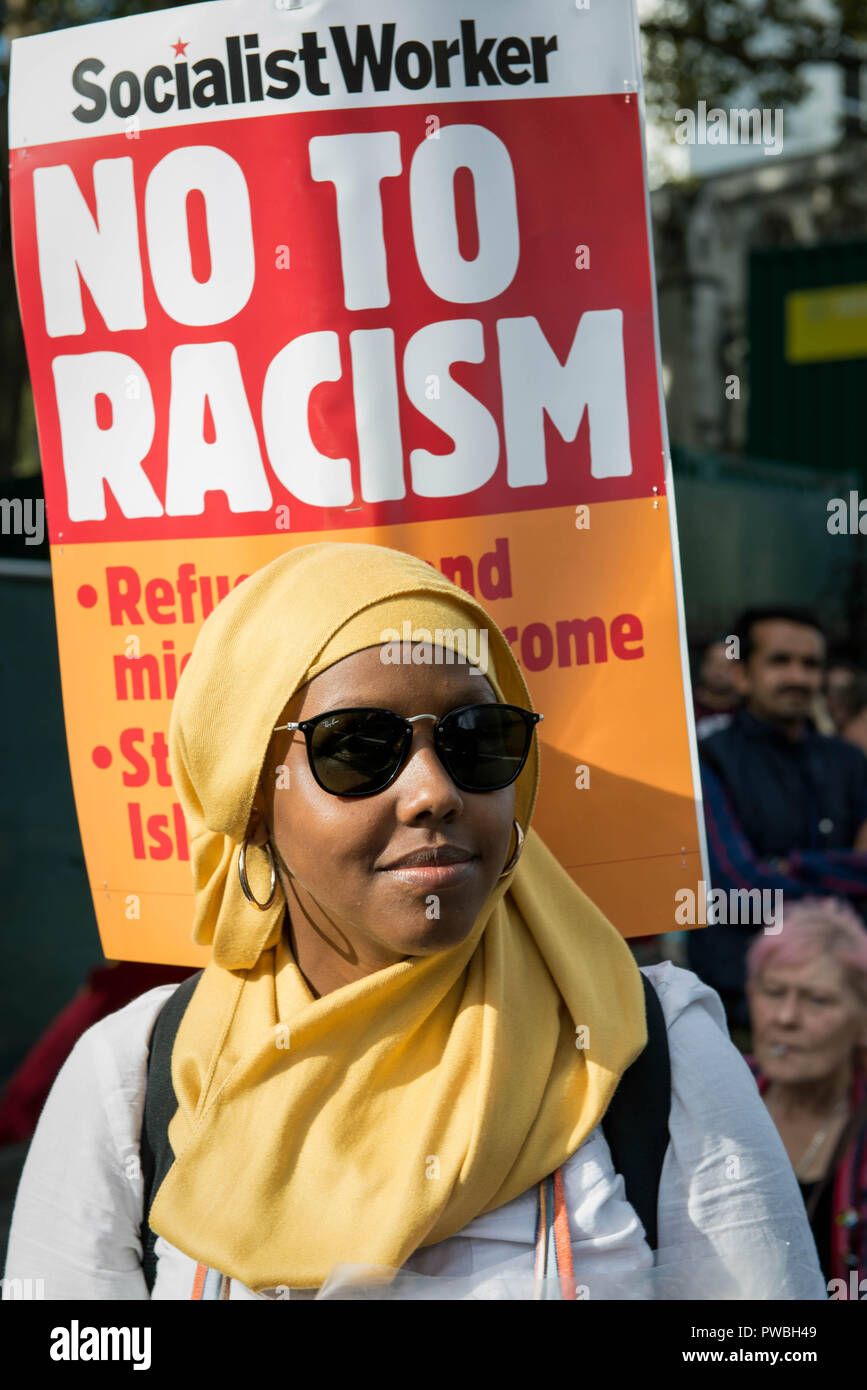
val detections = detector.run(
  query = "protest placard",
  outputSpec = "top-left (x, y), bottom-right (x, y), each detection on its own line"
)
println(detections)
top-left (10, 0), bottom-right (707, 963)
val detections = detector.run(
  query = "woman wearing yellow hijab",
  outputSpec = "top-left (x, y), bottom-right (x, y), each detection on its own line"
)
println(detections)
top-left (5, 542), bottom-right (827, 1301)
top-left (151, 538), bottom-right (646, 1293)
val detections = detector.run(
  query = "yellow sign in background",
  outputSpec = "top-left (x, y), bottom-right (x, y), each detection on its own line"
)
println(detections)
top-left (785, 282), bottom-right (867, 363)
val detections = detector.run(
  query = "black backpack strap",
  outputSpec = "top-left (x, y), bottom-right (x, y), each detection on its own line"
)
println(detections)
top-left (600, 972), bottom-right (672, 1252)
top-left (139, 970), bottom-right (203, 1293)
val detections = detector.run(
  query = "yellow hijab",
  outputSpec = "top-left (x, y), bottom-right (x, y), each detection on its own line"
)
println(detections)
top-left (148, 541), bottom-right (646, 1291)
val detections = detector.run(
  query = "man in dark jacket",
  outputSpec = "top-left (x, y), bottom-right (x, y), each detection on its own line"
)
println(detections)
top-left (687, 607), bottom-right (867, 1032)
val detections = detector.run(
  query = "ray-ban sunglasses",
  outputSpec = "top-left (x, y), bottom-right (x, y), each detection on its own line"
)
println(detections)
top-left (273, 704), bottom-right (543, 797)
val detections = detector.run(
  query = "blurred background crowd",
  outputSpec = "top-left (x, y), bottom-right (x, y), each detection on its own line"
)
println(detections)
top-left (2, 0), bottom-right (867, 1293)
top-left (657, 611), bottom-right (867, 1291)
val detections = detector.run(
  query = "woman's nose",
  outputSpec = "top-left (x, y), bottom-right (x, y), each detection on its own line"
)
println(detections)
top-left (773, 992), bottom-right (801, 1025)
top-left (394, 728), bottom-right (464, 822)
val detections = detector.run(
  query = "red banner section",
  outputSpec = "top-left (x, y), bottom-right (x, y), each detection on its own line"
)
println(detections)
top-left (12, 96), bottom-right (663, 547)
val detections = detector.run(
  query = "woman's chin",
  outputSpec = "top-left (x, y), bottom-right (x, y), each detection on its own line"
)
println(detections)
top-left (381, 915), bottom-right (478, 958)
top-left (759, 1050), bottom-right (824, 1085)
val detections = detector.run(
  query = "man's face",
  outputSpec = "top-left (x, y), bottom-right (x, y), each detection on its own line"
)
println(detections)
top-left (736, 620), bottom-right (825, 723)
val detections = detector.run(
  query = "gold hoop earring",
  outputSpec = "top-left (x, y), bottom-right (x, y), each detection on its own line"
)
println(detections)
top-left (238, 838), bottom-right (277, 910)
top-left (499, 820), bottom-right (524, 878)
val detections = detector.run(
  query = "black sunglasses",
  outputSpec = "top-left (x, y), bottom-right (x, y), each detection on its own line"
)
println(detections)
top-left (273, 703), bottom-right (543, 797)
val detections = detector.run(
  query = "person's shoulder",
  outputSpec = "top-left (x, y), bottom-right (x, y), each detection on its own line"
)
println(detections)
top-left (3, 986), bottom-right (187, 1299)
top-left (697, 713), bottom-right (746, 767)
top-left (699, 722), bottom-right (736, 752)
top-left (815, 728), bottom-right (867, 773)
top-left (639, 966), bottom-right (772, 1128)
top-left (29, 981), bottom-right (191, 1164)
top-left (695, 712), bottom-right (734, 742)
top-left (65, 981), bottom-right (188, 1088)
top-left (81, 979), bottom-right (187, 1044)
top-left (639, 961), bottom-right (728, 1035)
top-left (742, 1053), bottom-right (763, 1082)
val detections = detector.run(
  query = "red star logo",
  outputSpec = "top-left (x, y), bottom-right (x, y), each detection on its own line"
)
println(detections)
top-left (171, 38), bottom-right (189, 58)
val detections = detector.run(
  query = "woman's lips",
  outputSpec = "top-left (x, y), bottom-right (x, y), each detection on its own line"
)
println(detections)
top-left (378, 848), bottom-right (478, 888)
top-left (383, 860), bottom-right (477, 888)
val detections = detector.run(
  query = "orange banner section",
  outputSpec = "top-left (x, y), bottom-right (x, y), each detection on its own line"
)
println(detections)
top-left (52, 496), bottom-right (700, 964)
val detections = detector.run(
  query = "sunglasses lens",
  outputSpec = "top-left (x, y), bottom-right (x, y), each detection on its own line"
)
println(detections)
top-left (438, 706), bottom-right (534, 791)
top-left (309, 710), bottom-right (407, 795)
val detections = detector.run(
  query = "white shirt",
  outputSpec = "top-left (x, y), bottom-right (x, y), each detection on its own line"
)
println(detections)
top-left (3, 963), bottom-right (827, 1300)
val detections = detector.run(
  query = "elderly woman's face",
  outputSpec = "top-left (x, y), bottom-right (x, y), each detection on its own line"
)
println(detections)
top-left (749, 953), bottom-right (867, 1083)
top-left (252, 644), bottom-right (517, 962)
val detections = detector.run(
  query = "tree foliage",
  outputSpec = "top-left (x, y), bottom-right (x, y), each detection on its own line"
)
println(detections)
top-left (640, 0), bottom-right (867, 117)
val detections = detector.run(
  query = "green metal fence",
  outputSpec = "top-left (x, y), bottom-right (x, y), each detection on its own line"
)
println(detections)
top-left (671, 446), bottom-right (861, 646)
